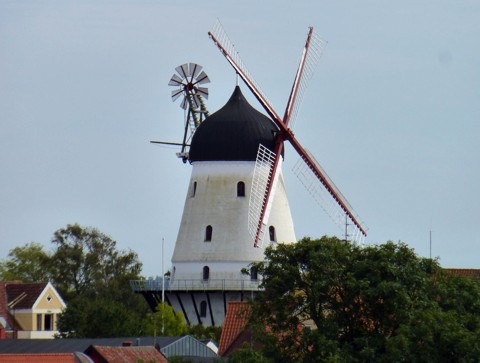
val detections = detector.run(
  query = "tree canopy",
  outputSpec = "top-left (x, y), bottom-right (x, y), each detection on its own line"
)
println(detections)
top-left (143, 302), bottom-right (188, 337)
top-left (49, 224), bottom-right (142, 301)
top-left (249, 236), bottom-right (480, 362)
top-left (0, 242), bottom-right (51, 282)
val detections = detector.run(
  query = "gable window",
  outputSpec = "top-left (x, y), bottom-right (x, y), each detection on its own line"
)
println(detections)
top-left (237, 181), bottom-right (245, 197)
top-left (203, 266), bottom-right (210, 281)
top-left (205, 225), bottom-right (213, 242)
top-left (269, 226), bottom-right (276, 242)
top-left (200, 300), bottom-right (207, 317)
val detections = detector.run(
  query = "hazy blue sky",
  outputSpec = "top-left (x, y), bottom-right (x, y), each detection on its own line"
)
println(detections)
top-left (1, 1), bottom-right (479, 277)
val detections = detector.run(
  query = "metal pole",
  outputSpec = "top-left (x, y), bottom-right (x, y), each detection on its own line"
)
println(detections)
top-left (429, 230), bottom-right (432, 259)
top-left (162, 237), bottom-right (165, 303)
top-left (162, 237), bottom-right (165, 335)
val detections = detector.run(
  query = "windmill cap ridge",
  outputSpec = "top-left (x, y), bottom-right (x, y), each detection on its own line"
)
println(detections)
top-left (189, 86), bottom-right (281, 162)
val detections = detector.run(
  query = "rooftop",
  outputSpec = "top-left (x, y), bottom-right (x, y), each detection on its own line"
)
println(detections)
top-left (189, 86), bottom-right (280, 162)
top-left (218, 301), bottom-right (251, 356)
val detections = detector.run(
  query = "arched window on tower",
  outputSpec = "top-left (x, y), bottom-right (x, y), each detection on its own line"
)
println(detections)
top-left (202, 266), bottom-right (210, 281)
top-left (237, 181), bottom-right (245, 197)
top-left (200, 300), bottom-right (207, 317)
top-left (205, 225), bottom-right (213, 242)
top-left (191, 181), bottom-right (197, 197)
top-left (269, 226), bottom-right (276, 242)
top-left (250, 266), bottom-right (258, 281)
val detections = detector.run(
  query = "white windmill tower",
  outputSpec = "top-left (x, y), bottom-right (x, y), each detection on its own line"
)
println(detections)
top-left (134, 24), bottom-right (367, 327)
top-left (167, 83), bottom-right (297, 326)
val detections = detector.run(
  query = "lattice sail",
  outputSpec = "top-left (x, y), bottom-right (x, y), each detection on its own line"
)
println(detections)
top-left (210, 21), bottom-right (367, 244)
top-left (209, 20), bottom-right (281, 123)
top-left (248, 144), bottom-right (279, 247)
top-left (284, 31), bottom-right (327, 130)
top-left (292, 151), bottom-right (367, 244)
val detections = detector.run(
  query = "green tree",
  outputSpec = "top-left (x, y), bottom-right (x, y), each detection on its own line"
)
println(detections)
top-left (143, 302), bottom-right (188, 337)
top-left (0, 242), bottom-right (51, 282)
top-left (187, 324), bottom-right (222, 343)
top-left (168, 357), bottom-right (194, 363)
top-left (50, 224), bottom-right (149, 337)
top-left (227, 343), bottom-right (272, 363)
top-left (49, 224), bottom-right (142, 301)
top-left (250, 236), bottom-right (480, 362)
top-left (57, 296), bottom-right (144, 338)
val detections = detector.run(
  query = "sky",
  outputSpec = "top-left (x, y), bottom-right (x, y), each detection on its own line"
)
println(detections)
top-left (1, 1), bottom-right (479, 277)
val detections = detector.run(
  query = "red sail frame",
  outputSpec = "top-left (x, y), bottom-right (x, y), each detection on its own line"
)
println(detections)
top-left (208, 26), bottom-right (367, 247)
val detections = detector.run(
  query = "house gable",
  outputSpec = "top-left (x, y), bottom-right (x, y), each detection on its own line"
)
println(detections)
top-left (32, 283), bottom-right (66, 311)
top-left (1, 281), bottom-right (67, 339)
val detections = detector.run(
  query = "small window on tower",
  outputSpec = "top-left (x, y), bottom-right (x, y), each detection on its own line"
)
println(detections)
top-left (205, 225), bottom-right (213, 242)
top-left (203, 266), bottom-right (210, 281)
top-left (269, 226), bottom-right (276, 242)
top-left (237, 181), bottom-right (245, 197)
top-left (250, 266), bottom-right (258, 281)
top-left (200, 300), bottom-right (207, 317)
top-left (192, 181), bottom-right (197, 197)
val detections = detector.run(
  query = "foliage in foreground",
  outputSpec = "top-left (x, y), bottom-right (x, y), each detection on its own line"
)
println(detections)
top-left (226, 343), bottom-right (272, 363)
top-left (0, 242), bottom-right (51, 282)
top-left (143, 302), bottom-right (188, 337)
top-left (187, 324), bottom-right (222, 343)
top-left (249, 236), bottom-right (480, 362)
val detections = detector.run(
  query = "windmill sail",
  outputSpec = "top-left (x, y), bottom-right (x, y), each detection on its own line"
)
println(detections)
top-left (293, 151), bottom-right (367, 244)
top-left (209, 22), bottom-right (367, 246)
top-left (209, 20), bottom-right (281, 123)
top-left (283, 28), bottom-right (326, 129)
top-left (248, 144), bottom-right (281, 247)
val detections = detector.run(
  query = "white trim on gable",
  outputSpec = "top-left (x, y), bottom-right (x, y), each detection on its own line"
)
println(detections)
top-left (32, 308), bottom-right (64, 314)
top-left (32, 282), bottom-right (67, 310)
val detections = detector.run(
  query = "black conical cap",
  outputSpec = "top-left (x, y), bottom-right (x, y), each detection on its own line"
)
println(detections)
top-left (189, 86), bottom-right (280, 162)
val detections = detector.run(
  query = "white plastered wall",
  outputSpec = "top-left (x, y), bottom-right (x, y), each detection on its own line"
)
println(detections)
top-left (171, 160), bottom-right (296, 284)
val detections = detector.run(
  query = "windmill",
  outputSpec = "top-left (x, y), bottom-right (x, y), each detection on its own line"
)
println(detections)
top-left (133, 24), bottom-right (366, 327)
top-left (208, 21), bottom-right (367, 246)
top-left (152, 63), bottom-right (210, 163)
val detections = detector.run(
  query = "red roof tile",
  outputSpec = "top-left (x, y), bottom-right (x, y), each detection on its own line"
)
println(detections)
top-left (0, 282), bottom-right (24, 332)
top-left (218, 301), bottom-right (251, 357)
top-left (6, 282), bottom-right (48, 309)
top-left (0, 282), bottom-right (8, 324)
top-left (446, 268), bottom-right (480, 279)
top-left (87, 345), bottom-right (168, 363)
top-left (0, 353), bottom-right (77, 363)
